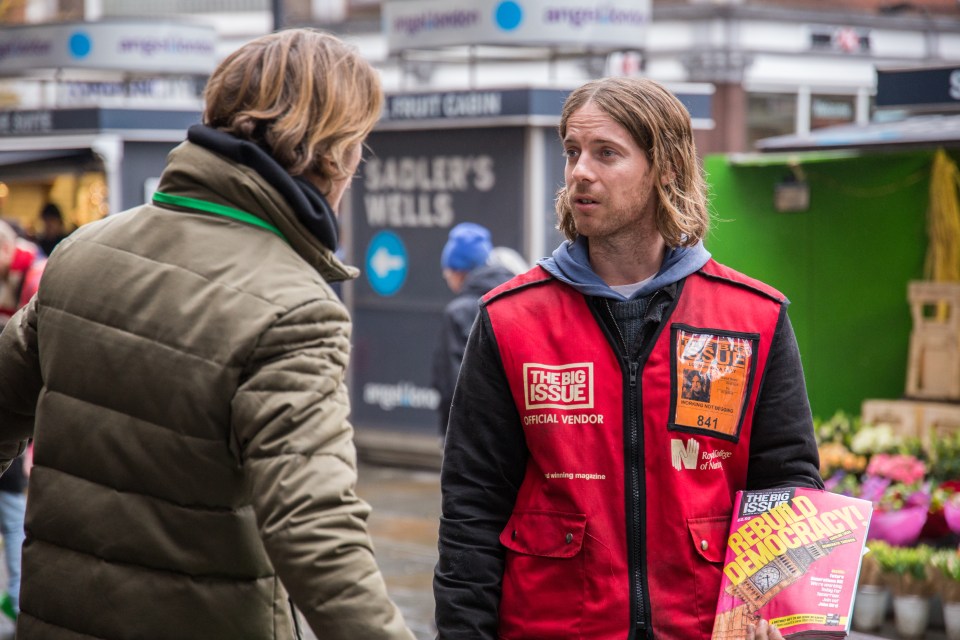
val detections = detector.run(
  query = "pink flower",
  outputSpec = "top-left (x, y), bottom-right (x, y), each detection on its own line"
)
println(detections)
top-left (865, 453), bottom-right (927, 485)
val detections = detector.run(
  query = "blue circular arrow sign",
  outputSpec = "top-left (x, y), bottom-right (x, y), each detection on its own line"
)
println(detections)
top-left (365, 231), bottom-right (408, 296)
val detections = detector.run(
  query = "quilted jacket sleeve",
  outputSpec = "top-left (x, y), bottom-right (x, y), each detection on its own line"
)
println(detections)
top-left (0, 298), bottom-right (41, 466)
top-left (231, 295), bottom-right (414, 640)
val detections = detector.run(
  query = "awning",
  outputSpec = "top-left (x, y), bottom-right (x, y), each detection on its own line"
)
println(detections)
top-left (726, 149), bottom-right (862, 167)
top-left (756, 114), bottom-right (960, 153)
top-left (0, 148), bottom-right (99, 179)
top-left (0, 148), bottom-right (93, 166)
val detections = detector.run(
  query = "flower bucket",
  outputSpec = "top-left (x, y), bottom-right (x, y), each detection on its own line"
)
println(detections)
top-left (945, 500), bottom-right (960, 535)
top-left (893, 594), bottom-right (930, 640)
top-left (867, 507), bottom-right (928, 547)
top-left (944, 601), bottom-right (960, 640)
top-left (852, 585), bottom-right (889, 632)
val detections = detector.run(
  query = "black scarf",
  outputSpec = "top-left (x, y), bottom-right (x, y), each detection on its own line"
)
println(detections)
top-left (187, 124), bottom-right (340, 252)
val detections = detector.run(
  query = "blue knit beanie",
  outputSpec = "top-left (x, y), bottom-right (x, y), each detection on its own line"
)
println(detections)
top-left (441, 222), bottom-right (493, 271)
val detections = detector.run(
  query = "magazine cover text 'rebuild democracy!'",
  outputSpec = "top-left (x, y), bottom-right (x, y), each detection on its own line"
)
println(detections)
top-left (711, 487), bottom-right (873, 639)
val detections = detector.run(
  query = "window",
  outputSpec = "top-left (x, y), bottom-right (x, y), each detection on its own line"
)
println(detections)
top-left (811, 94), bottom-right (856, 130)
top-left (747, 92), bottom-right (796, 149)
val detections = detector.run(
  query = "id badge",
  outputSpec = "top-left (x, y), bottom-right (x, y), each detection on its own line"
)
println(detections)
top-left (669, 325), bottom-right (759, 442)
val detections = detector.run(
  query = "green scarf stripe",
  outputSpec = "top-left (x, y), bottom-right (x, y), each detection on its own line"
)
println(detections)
top-left (153, 191), bottom-right (286, 242)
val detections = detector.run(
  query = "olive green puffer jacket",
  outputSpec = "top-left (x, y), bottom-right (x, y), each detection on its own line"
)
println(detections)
top-left (0, 139), bottom-right (414, 640)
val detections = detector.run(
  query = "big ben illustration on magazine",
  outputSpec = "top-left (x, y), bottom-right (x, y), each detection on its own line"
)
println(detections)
top-left (712, 487), bottom-right (873, 639)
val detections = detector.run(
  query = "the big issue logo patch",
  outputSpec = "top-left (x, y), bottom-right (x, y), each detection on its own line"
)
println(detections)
top-left (523, 362), bottom-right (594, 410)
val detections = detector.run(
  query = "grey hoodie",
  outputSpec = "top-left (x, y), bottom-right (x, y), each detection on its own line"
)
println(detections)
top-left (538, 236), bottom-right (711, 300)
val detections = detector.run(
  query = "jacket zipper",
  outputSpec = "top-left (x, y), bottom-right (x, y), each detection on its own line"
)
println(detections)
top-left (628, 358), bottom-right (644, 636)
top-left (603, 300), bottom-right (647, 637)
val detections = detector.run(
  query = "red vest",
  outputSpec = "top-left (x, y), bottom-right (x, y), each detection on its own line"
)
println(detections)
top-left (483, 260), bottom-right (785, 639)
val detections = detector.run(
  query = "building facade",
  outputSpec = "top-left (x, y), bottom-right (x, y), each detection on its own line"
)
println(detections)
top-left (4, 0), bottom-right (960, 153)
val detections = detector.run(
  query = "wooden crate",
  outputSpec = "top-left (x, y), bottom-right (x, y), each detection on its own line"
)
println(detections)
top-left (920, 402), bottom-right (960, 449)
top-left (860, 398), bottom-right (960, 450)
top-left (905, 281), bottom-right (960, 401)
top-left (861, 399), bottom-right (922, 439)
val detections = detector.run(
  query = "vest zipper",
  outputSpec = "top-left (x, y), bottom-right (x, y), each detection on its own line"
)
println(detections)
top-left (603, 299), bottom-right (647, 637)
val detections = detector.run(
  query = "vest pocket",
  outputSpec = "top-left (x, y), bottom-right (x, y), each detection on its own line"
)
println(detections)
top-left (688, 514), bottom-right (731, 639)
top-left (498, 510), bottom-right (587, 639)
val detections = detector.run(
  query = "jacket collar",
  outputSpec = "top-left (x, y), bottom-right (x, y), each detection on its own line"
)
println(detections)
top-left (187, 125), bottom-right (339, 252)
top-left (156, 126), bottom-right (357, 282)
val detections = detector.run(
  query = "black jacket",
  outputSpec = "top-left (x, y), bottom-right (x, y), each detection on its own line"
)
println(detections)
top-left (431, 263), bottom-right (515, 435)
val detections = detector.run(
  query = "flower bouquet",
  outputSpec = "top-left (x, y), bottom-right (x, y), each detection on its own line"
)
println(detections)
top-left (848, 422), bottom-right (903, 458)
top-left (857, 543), bottom-right (884, 587)
top-left (946, 493), bottom-right (960, 535)
top-left (861, 453), bottom-right (930, 547)
top-left (924, 431), bottom-right (960, 539)
top-left (931, 547), bottom-right (960, 603)
top-left (932, 549), bottom-right (960, 640)
top-left (869, 541), bottom-right (935, 597)
top-left (815, 411), bottom-right (863, 449)
top-left (853, 534), bottom-right (891, 632)
top-left (870, 542), bottom-right (936, 639)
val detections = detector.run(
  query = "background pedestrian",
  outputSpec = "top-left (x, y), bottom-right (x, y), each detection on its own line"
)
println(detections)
top-left (431, 222), bottom-right (516, 437)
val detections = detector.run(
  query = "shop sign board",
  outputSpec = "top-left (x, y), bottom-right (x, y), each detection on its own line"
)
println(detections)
top-left (381, 87), bottom-right (567, 123)
top-left (876, 66), bottom-right (960, 111)
top-left (0, 108), bottom-right (200, 136)
top-left (349, 126), bottom-right (526, 431)
top-left (379, 87), bottom-right (713, 128)
top-left (352, 126), bottom-right (524, 304)
top-left (0, 21), bottom-right (216, 76)
top-left (383, 0), bottom-right (651, 53)
top-left (0, 109), bottom-right (55, 135)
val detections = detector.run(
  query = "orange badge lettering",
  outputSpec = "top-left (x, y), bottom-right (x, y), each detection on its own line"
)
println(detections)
top-left (673, 329), bottom-right (754, 437)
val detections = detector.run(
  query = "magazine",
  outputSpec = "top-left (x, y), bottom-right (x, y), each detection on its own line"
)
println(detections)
top-left (711, 487), bottom-right (874, 639)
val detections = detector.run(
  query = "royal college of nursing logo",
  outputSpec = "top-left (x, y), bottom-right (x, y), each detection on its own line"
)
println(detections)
top-left (671, 438), bottom-right (700, 471)
top-left (523, 362), bottom-right (594, 410)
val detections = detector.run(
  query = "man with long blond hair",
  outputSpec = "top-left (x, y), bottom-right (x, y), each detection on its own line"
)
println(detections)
top-left (434, 77), bottom-right (821, 640)
top-left (0, 29), bottom-right (414, 640)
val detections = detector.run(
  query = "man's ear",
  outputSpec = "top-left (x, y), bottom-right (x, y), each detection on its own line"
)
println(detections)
top-left (320, 151), bottom-right (343, 180)
top-left (660, 166), bottom-right (675, 186)
top-left (658, 155), bottom-right (677, 186)
top-left (321, 153), bottom-right (340, 176)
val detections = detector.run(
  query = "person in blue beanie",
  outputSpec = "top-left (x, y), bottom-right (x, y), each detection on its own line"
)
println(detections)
top-left (432, 223), bottom-right (516, 437)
